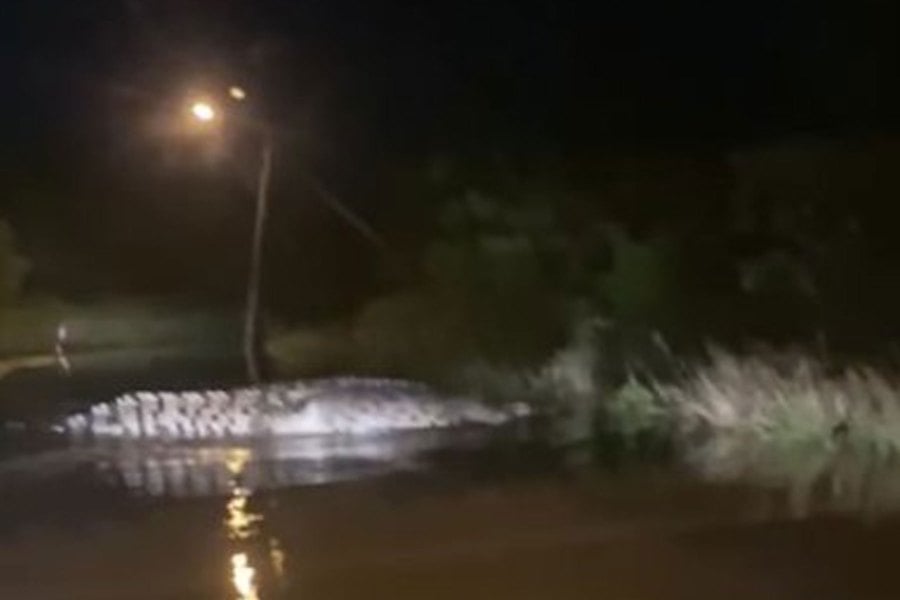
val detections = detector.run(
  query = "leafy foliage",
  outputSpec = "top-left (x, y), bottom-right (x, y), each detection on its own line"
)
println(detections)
top-left (601, 376), bottom-right (673, 441)
top-left (598, 228), bottom-right (683, 328)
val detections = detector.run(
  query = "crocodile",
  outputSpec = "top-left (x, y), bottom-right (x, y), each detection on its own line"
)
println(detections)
top-left (59, 377), bottom-right (531, 440)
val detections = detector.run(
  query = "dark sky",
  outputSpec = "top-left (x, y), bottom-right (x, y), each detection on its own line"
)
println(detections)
top-left (5, 0), bottom-right (898, 149)
top-left (2, 0), bottom-right (899, 311)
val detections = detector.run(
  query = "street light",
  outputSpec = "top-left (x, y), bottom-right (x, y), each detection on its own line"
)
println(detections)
top-left (190, 101), bottom-right (217, 122)
top-left (188, 89), bottom-right (272, 384)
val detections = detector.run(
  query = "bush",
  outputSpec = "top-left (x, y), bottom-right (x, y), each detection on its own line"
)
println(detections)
top-left (0, 303), bottom-right (65, 358)
top-left (267, 291), bottom-right (477, 381)
top-left (266, 321), bottom-right (355, 376)
top-left (598, 229), bottom-right (683, 328)
top-left (600, 376), bottom-right (673, 441)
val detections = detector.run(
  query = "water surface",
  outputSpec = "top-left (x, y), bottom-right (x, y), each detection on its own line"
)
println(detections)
top-left (2, 428), bottom-right (900, 599)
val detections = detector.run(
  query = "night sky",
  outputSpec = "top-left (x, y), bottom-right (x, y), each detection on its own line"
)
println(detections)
top-left (2, 0), bottom-right (899, 313)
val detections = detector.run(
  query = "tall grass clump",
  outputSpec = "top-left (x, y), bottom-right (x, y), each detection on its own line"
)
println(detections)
top-left (653, 349), bottom-right (900, 456)
top-left (637, 349), bottom-right (900, 517)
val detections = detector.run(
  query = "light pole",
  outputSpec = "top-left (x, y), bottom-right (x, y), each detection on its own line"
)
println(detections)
top-left (189, 93), bottom-right (269, 383)
top-left (185, 88), bottom-right (384, 384)
top-left (243, 131), bottom-right (272, 383)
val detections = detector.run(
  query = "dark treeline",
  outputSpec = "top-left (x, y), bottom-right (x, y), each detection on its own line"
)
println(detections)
top-left (368, 136), bottom-right (900, 363)
top-left (6, 135), bottom-right (900, 358)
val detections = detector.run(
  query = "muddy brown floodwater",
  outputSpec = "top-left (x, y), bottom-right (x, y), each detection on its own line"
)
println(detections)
top-left (1, 432), bottom-right (900, 600)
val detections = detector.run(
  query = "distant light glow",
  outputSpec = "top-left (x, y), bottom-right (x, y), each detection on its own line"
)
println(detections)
top-left (191, 101), bottom-right (216, 122)
top-left (229, 86), bottom-right (247, 101)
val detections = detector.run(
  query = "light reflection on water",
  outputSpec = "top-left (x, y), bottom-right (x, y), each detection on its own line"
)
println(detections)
top-left (10, 427), bottom-right (900, 598)
top-left (40, 426), bottom-right (511, 597)
top-left (224, 446), bottom-right (286, 600)
top-left (174, 430), bottom-right (496, 599)
top-left (9, 423), bottom-right (900, 522)
top-left (231, 552), bottom-right (259, 600)
top-left (87, 428), bottom-right (494, 498)
top-left (687, 436), bottom-right (900, 520)
top-left (226, 487), bottom-right (262, 540)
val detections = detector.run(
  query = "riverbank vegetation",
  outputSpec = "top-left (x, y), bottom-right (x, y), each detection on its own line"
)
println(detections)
top-left (265, 138), bottom-right (900, 470)
top-left (9, 137), bottom-right (900, 468)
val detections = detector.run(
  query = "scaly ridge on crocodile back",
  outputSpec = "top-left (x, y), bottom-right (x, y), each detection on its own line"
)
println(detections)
top-left (60, 377), bottom-right (531, 440)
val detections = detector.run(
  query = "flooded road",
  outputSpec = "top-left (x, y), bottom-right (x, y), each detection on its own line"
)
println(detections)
top-left (2, 430), bottom-right (900, 599)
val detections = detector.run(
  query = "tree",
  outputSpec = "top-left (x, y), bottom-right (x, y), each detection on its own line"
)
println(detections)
top-left (0, 220), bottom-right (29, 305)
